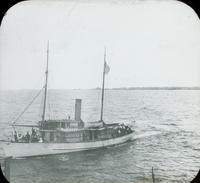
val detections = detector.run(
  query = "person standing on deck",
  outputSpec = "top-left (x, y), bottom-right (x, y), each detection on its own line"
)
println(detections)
top-left (25, 132), bottom-right (30, 142)
top-left (14, 131), bottom-right (18, 142)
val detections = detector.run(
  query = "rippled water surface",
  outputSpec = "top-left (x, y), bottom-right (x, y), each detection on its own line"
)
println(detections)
top-left (0, 89), bottom-right (200, 183)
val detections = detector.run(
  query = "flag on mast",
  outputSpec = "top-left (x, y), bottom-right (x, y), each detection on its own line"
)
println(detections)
top-left (104, 61), bottom-right (110, 74)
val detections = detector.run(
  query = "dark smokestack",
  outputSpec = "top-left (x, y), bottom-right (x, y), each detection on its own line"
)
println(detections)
top-left (75, 99), bottom-right (81, 121)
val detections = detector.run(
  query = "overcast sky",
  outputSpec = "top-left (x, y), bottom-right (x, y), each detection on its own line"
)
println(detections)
top-left (0, 0), bottom-right (200, 90)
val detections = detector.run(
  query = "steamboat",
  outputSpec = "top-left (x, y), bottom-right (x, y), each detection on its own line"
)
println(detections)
top-left (3, 45), bottom-right (134, 158)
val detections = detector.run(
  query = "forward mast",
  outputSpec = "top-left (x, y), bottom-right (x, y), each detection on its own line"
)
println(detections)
top-left (42, 41), bottom-right (49, 122)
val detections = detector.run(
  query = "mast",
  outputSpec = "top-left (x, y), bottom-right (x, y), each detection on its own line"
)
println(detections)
top-left (42, 41), bottom-right (49, 122)
top-left (100, 48), bottom-right (106, 122)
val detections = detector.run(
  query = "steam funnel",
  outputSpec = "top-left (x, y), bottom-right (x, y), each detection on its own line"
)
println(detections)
top-left (75, 99), bottom-right (81, 121)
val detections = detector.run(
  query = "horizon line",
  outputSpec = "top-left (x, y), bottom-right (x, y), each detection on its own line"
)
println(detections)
top-left (1, 86), bottom-right (200, 91)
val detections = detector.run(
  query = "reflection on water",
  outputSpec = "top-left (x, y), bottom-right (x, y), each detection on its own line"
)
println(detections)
top-left (0, 90), bottom-right (200, 183)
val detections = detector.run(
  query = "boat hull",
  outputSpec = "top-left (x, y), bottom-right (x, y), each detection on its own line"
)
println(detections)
top-left (3, 133), bottom-right (133, 158)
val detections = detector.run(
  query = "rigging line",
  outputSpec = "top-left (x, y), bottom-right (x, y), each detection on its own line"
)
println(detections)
top-left (48, 102), bottom-right (51, 120)
top-left (39, 87), bottom-right (46, 120)
top-left (12, 87), bottom-right (44, 125)
top-left (88, 89), bottom-right (101, 121)
top-left (46, 83), bottom-right (50, 120)
top-left (48, 93), bottom-right (51, 120)
top-left (48, 91), bottom-right (54, 120)
top-left (38, 91), bottom-right (44, 119)
top-left (51, 93), bottom-right (56, 119)
top-left (94, 89), bottom-right (101, 116)
top-left (49, 90), bottom-right (55, 120)
top-left (52, 91), bottom-right (59, 120)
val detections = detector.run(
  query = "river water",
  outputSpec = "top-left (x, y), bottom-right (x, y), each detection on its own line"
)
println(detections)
top-left (0, 89), bottom-right (200, 183)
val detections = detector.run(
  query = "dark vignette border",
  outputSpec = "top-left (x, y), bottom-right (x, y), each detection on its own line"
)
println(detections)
top-left (0, 163), bottom-right (9, 182)
top-left (0, 0), bottom-right (199, 183)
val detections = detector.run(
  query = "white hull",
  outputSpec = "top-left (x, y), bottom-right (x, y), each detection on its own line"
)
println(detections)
top-left (3, 133), bottom-right (133, 158)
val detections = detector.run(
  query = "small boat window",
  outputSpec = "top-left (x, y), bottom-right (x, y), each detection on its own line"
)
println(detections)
top-left (50, 132), bottom-right (54, 142)
top-left (89, 131), bottom-right (92, 140)
top-left (94, 131), bottom-right (98, 139)
top-left (61, 122), bottom-right (65, 128)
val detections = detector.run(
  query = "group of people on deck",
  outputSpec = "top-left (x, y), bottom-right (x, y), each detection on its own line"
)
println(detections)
top-left (114, 124), bottom-right (132, 137)
top-left (13, 128), bottom-right (42, 143)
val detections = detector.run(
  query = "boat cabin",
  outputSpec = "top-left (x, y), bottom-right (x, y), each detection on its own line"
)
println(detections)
top-left (12, 98), bottom-right (132, 144)
top-left (39, 122), bottom-right (132, 143)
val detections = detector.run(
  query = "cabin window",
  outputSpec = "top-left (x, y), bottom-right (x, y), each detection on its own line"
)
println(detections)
top-left (94, 131), bottom-right (98, 139)
top-left (61, 122), bottom-right (65, 128)
top-left (41, 131), bottom-right (45, 139)
top-left (50, 132), bottom-right (54, 142)
top-left (89, 131), bottom-right (92, 140)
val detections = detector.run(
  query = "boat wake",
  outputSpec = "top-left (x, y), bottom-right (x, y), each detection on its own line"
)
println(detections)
top-left (132, 131), bottom-right (162, 141)
top-left (58, 154), bottom-right (69, 161)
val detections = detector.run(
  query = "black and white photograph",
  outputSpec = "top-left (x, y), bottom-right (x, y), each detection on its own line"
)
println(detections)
top-left (0, 0), bottom-right (200, 182)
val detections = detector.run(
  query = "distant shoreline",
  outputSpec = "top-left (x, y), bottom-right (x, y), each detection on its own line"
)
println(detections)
top-left (91, 87), bottom-right (200, 90)
top-left (1, 87), bottom-right (200, 91)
